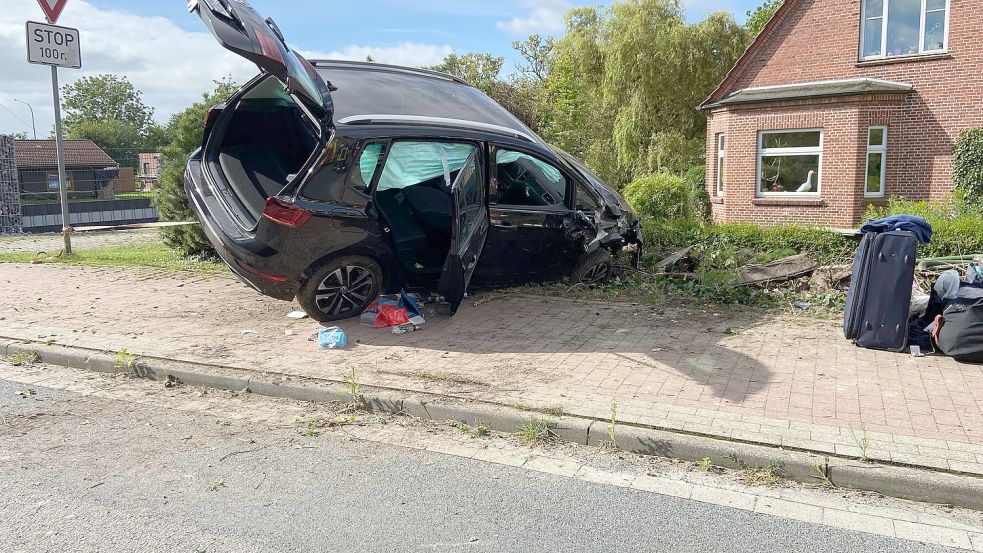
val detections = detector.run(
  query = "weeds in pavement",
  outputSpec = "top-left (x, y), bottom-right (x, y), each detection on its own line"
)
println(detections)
top-left (511, 403), bottom-right (564, 417)
top-left (698, 457), bottom-right (713, 471)
top-left (163, 374), bottom-right (183, 388)
top-left (518, 417), bottom-right (555, 445)
top-left (606, 400), bottom-right (618, 448)
top-left (8, 350), bottom-right (41, 366)
top-left (848, 423), bottom-right (870, 462)
top-left (454, 421), bottom-right (490, 438)
top-left (810, 460), bottom-right (835, 488)
top-left (343, 366), bottom-right (365, 411)
top-left (16, 388), bottom-right (37, 398)
top-left (727, 454), bottom-right (782, 486)
top-left (114, 349), bottom-right (136, 373)
top-left (208, 480), bottom-right (226, 492)
top-left (306, 421), bottom-right (318, 438)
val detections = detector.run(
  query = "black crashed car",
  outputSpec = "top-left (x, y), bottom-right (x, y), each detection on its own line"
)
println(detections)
top-left (186, 0), bottom-right (642, 322)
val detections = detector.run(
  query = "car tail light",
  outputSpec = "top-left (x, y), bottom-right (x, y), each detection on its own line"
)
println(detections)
top-left (262, 197), bottom-right (311, 228)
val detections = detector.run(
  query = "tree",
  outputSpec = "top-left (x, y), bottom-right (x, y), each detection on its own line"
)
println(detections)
top-left (512, 34), bottom-right (555, 82)
top-left (157, 80), bottom-right (238, 256)
top-left (540, 0), bottom-right (748, 186)
top-left (62, 75), bottom-right (154, 132)
top-left (67, 119), bottom-right (144, 169)
top-left (745, 0), bottom-right (782, 37)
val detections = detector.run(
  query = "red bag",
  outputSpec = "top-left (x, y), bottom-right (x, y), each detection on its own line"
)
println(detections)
top-left (374, 304), bottom-right (409, 328)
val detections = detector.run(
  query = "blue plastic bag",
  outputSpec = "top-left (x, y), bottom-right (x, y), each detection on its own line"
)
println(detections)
top-left (317, 326), bottom-right (347, 350)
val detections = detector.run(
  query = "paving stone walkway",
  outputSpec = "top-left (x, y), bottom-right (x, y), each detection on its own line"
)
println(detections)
top-left (0, 229), bottom-right (161, 254)
top-left (1, 261), bottom-right (982, 476)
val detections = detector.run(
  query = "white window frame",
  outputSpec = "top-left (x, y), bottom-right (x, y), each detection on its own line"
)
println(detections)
top-left (715, 133), bottom-right (725, 196)
top-left (756, 129), bottom-right (823, 197)
top-left (865, 126), bottom-right (888, 198)
top-left (860, 0), bottom-right (950, 61)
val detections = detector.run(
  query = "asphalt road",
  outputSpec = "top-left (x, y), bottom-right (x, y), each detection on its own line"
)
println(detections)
top-left (0, 373), bottom-right (960, 553)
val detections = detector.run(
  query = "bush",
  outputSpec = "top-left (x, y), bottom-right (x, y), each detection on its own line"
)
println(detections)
top-left (156, 81), bottom-right (237, 257)
top-left (642, 220), bottom-right (855, 265)
top-left (866, 196), bottom-right (983, 258)
top-left (682, 164), bottom-right (711, 222)
top-left (954, 128), bottom-right (983, 207)
top-left (624, 172), bottom-right (695, 221)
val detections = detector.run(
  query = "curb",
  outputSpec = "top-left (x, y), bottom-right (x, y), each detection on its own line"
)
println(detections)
top-left (5, 338), bottom-right (983, 511)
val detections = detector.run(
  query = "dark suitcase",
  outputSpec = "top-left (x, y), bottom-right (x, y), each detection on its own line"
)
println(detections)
top-left (843, 230), bottom-right (918, 351)
top-left (936, 297), bottom-right (983, 363)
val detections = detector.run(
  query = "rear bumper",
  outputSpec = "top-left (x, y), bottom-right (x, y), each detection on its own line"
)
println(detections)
top-left (184, 157), bottom-right (300, 301)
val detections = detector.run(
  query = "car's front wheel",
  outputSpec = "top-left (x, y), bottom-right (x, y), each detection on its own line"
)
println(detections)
top-left (298, 256), bottom-right (383, 322)
top-left (570, 248), bottom-right (613, 285)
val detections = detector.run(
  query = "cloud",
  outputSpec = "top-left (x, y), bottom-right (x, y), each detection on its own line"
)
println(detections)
top-left (496, 0), bottom-right (571, 35)
top-left (0, 2), bottom-right (456, 136)
top-left (303, 42), bottom-right (454, 68)
top-left (0, 1), bottom-right (257, 136)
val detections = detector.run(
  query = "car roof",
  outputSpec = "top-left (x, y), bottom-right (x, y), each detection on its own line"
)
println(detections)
top-left (311, 60), bottom-right (541, 144)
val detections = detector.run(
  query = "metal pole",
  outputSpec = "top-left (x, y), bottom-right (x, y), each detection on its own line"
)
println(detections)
top-left (13, 99), bottom-right (36, 139)
top-left (50, 64), bottom-right (72, 255)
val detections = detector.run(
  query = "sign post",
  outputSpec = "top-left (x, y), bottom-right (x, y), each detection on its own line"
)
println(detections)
top-left (26, 4), bottom-right (79, 254)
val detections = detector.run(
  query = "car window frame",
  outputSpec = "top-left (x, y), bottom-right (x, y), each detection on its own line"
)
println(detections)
top-left (487, 143), bottom-right (574, 212)
top-left (368, 137), bottom-right (484, 196)
top-left (343, 138), bottom-right (391, 197)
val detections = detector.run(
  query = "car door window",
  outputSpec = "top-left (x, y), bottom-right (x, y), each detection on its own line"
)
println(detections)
top-left (376, 141), bottom-right (477, 192)
top-left (349, 142), bottom-right (385, 192)
top-left (491, 148), bottom-right (567, 207)
top-left (456, 153), bottom-right (482, 242)
top-left (576, 182), bottom-right (603, 212)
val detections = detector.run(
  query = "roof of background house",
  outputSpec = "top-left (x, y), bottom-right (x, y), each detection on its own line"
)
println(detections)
top-left (14, 139), bottom-right (118, 169)
top-left (702, 78), bottom-right (913, 109)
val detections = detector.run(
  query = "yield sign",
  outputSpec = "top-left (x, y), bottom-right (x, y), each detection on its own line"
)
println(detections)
top-left (37, 0), bottom-right (69, 24)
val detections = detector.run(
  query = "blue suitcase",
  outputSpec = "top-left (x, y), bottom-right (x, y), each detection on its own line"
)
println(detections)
top-left (843, 230), bottom-right (919, 352)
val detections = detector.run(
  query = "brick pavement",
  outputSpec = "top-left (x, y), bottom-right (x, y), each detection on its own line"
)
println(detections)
top-left (2, 262), bottom-right (983, 475)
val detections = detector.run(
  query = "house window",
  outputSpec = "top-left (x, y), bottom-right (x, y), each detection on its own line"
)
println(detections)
top-left (865, 126), bottom-right (888, 197)
top-left (46, 172), bottom-right (73, 191)
top-left (715, 134), bottom-right (726, 196)
top-left (757, 130), bottom-right (822, 196)
top-left (861, 0), bottom-right (949, 60)
top-left (143, 162), bottom-right (150, 176)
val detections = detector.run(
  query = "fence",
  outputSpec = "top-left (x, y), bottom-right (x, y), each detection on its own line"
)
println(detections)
top-left (12, 142), bottom-right (161, 233)
top-left (0, 135), bottom-right (23, 235)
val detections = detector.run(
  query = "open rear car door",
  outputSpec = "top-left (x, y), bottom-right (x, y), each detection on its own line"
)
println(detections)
top-left (189, 0), bottom-right (333, 126)
top-left (438, 151), bottom-right (489, 314)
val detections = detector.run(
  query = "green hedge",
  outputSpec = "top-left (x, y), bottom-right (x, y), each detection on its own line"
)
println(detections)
top-left (954, 128), bottom-right (983, 207)
top-left (642, 220), bottom-right (855, 265)
top-left (866, 197), bottom-right (983, 258)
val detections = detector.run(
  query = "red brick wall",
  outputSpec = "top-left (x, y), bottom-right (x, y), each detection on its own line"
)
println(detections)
top-left (705, 0), bottom-right (983, 226)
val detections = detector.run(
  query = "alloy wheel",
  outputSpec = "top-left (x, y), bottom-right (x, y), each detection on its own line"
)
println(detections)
top-left (315, 265), bottom-right (374, 315)
top-left (581, 263), bottom-right (610, 284)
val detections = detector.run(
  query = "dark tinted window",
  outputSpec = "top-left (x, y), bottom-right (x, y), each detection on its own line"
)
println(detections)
top-left (349, 142), bottom-right (385, 192)
top-left (298, 137), bottom-right (356, 202)
top-left (319, 66), bottom-right (532, 136)
top-left (576, 182), bottom-right (603, 212)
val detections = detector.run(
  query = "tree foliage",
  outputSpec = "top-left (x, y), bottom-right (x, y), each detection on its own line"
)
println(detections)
top-left (62, 74), bottom-right (167, 169)
top-left (954, 128), bottom-right (983, 207)
top-left (540, 0), bottom-right (748, 187)
top-left (745, 0), bottom-right (783, 37)
top-left (156, 80), bottom-right (238, 256)
top-left (62, 75), bottom-right (154, 132)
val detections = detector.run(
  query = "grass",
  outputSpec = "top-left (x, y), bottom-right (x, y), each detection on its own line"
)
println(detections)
top-left (0, 243), bottom-right (226, 275)
top-left (518, 417), bottom-right (555, 445)
top-left (8, 350), bottom-right (41, 366)
top-left (727, 454), bottom-right (783, 486)
top-left (114, 349), bottom-right (136, 373)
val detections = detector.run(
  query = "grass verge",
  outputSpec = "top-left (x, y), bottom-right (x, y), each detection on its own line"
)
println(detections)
top-left (0, 243), bottom-right (226, 275)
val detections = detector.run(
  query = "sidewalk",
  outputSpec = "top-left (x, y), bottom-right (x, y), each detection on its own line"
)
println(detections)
top-left (2, 262), bottom-right (983, 477)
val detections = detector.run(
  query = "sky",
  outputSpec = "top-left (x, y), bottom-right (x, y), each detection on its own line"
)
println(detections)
top-left (0, 0), bottom-right (759, 137)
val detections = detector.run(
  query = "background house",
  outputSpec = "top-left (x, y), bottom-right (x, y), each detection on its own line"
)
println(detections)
top-left (137, 152), bottom-right (162, 189)
top-left (701, 0), bottom-right (982, 227)
top-left (15, 139), bottom-right (120, 200)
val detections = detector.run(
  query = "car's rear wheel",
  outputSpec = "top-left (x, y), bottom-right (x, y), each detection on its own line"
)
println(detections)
top-left (298, 256), bottom-right (383, 322)
top-left (571, 248), bottom-right (613, 285)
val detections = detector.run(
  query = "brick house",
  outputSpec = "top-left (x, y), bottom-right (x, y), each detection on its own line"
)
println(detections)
top-left (14, 139), bottom-right (120, 200)
top-left (137, 152), bottom-right (162, 189)
top-left (701, 0), bottom-right (983, 227)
